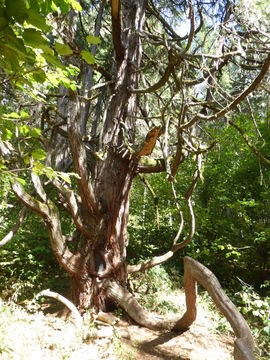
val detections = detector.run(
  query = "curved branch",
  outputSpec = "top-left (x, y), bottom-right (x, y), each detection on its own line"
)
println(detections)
top-left (181, 52), bottom-right (270, 129)
top-left (129, 156), bottom-right (201, 274)
top-left (12, 180), bottom-right (83, 276)
top-left (0, 207), bottom-right (27, 247)
top-left (107, 256), bottom-right (255, 360)
top-left (129, 62), bottom-right (174, 94)
top-left (12, 181), bottom-right (49, 217)
top-left (39, 289), bottom-right (82, 329)
top-left (181, 0), bottom-right (195, 56)
top-left (182, 257), bottom-right (255, 360)
top-left (51, 178), bottom-right (92, 239)
top-left (30, 165), bottom-right (47, 203)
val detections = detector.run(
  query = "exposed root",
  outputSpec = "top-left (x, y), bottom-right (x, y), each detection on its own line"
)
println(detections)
top-left (105, 256), bottom-right (255, 360)
top-left (39, 289), bottom-right (83, 329)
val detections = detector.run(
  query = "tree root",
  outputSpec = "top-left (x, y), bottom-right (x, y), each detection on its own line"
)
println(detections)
top-left (105, 256), bottom-right (255, 360)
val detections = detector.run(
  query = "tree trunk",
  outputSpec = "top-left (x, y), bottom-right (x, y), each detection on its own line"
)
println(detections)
top-left (67, 0), bottom-right (146, 311)
top-left (68, 148), bottom-right (136, 311)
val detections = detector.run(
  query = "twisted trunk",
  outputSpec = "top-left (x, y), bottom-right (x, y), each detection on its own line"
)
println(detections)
top-left (66, 0), bottom-right (146, 311)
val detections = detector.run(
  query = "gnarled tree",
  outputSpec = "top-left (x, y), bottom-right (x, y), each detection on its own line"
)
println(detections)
top-left (0, 0), bottom-right (269, 354)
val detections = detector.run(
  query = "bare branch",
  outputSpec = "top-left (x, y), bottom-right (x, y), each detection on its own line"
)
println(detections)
top-left (0, 207), bottom-right (27, 247)
top-left (11, 179), bottom-right (83, 275)
top-left (128, 155), bottom-right (201, 274)
top-left (246, 97), bottom-right (265, 145)
top-left (181, 0), bottom-right (195, 56)
top-left (108, 256), bottom-right (255, 360)
top-left (51, 178), bottom-right (92, 239)
top-left (129, 61), bottom-right (174, 94)
top-left (39, 289), bottom-right (82, 329)
top-left (139, 174), bottom-right (160, 229)
top-left (12, 181), bottom-right (49, 218)
top-left (181, 52), bottom-right (270, 129)
top-left (30, 165), bottom-right (47, 203)
top-left (136, 157), bottom-right (166, 173)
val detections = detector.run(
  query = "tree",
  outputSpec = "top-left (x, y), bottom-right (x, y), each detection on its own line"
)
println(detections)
top-left (0, 0), bottom-right (269, 334)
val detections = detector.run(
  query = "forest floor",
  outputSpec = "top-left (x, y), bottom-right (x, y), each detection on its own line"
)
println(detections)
top-left (0, 288), bottom-right (234, 360)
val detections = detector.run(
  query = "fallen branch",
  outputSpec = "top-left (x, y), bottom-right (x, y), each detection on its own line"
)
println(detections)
top-left (39, 289), bottom-right (82, 329)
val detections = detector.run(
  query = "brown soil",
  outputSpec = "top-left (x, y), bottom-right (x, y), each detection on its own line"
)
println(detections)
top-left (0, 295), bottom-right (234, 360)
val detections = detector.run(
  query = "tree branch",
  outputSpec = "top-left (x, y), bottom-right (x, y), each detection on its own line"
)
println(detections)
top-left (67, 97), bottom-right (99, 220)
top-left (136, 157), bottom-right (166, 173)
top-left (181, 52), bottom-right (270, 129)
top-left (111, 0), bottom-right (124, 63)
top-left (129, 62), bottom-right (174, 94)
top-left (51, 178), bottom-right (93, 239)
top-left (128, 155), bottom-right (201, 274)
top-left (139, 174), bottom-right (160, 229)
top-left (39, 289), bottom-right (82, 329)
top-left (0, 207), bottom-right (27, 247)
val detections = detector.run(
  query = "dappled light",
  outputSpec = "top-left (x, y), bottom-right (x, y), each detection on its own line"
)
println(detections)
top-left (0, 0), bottom-right (269, 358)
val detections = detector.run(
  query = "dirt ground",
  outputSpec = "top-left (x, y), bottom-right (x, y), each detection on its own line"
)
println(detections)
top-left (0, 296), bottom-right (234, 360)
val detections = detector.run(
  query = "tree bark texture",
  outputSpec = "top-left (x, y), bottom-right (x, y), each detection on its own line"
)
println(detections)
top-left (65, 0), bottom-right (146, 311)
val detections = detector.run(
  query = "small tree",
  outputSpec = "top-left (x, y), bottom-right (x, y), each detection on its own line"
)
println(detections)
top-left (0, 0), bottom-right (269, 334)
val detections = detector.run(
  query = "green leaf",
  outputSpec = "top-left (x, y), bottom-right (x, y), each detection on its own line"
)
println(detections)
top-left (0, 15), bottom-right (8, 31)
top-left (15, 177), bottom-right (26, 186)
top-left (32, 69), bottom-right (47, 83)
top-left (32, 148), bottom-right (47, 160)
top-left (2, 128), bottom-right (13, 140)
top-left (20, 110), bottom-right (29, 118)
top-left (68, 0), bottom-right (82, 12)
top-left (23, 155), bottom-right (30, 165)
top-left (86, 35), bottom-right (101, 45)
top-left (26, 9), bottom-right (50, 31)
top-left (23, 29), bottom-right (48, 48)
top-left (51, 1), bottom-right (59, 12)
top-left (42, 53), bottom-right (64, 68)
top-left (18, 124), bottom-right (30, 136)
top-left (40, 45), bottom-right (54, 55)
top-left (5, 0), bottom-right (28, 22)
top-left (57, 172), bottom-right (71, 184)
top-left (4, 112), bottom-right (20, 119)
top-left (2, 48), bottom-right (20, 71)
top-left (30, 128), bottom-right (41, 138)
top-left (68, 65), bottom-right (80, 76)
top-left (2, 27), bottom-right (27, 59)
top-left (55, 42), bottom-right (73, 56)
top-left (81, 50), bottom-right (95, 65)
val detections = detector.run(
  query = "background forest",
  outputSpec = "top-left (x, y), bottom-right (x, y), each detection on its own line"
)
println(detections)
top-left (0, 0), bottom-right (269, 359)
